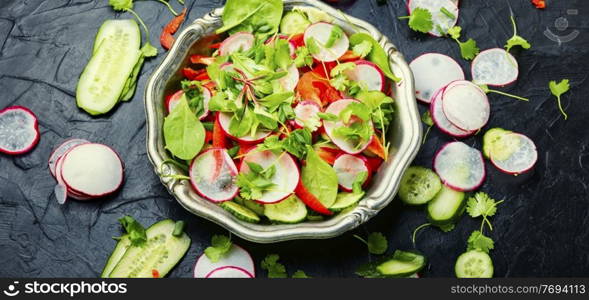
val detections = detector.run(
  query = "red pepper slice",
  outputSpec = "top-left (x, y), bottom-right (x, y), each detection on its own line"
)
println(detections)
top-left (160, 8), bottom-right (187, 50)
top-left (190, 55), bottom-right (216, 66)
top-left (152, 269), bottom-right (160, 278)
top-left (294, 180), bottom-right (333, 215)
top-left (182, 67), bottom-right (206, 80)
top-left (289, 33), bottom-right (305, 48)
top-left (365, 134), bottom-right (387, 160)
top-left (212, 115), bottom-right (228, 148)
top-left (531, 0), bottom-right (546, 9)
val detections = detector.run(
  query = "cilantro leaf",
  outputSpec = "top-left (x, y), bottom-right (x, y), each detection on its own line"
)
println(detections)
top-left (261, 254), bottom-right (288, 278)
top-left (447, 26), bottom-right (480, 60)
top-left (109, 0), bottom-right (133, 11)
top-left (204, 234), bottom-right (232, 263)
top-left (118, 216), bottom-right (147, 246)
top-left (330, 74), bottom-right (350, 91)
top-left (292, 270), bottom-right (311, 278)
top-left (505, 15), bottom-right (531, 52)
top-left (447, 25), bottom-right (461, 40)
top-left (399, 7), bottom-right (433, 34)
top-left (282, 128), bottom-right (313, 159)
top-left (236, 162), bottom-right (277, 200)
top-left (354, 232), bottom-right (388, 255)
top-left (305, 37), bottom-right (321, 55)
top-left (317, 112), bottom-right (339, 122)
top-left (549, 79), bottom-right (571, 120)
top-left (352, 40), bottom-right (372, 58)
top-left (466, 192), bottom-right (504, 231)
top-left (294, 46), bottom-right (313, 68)
top-left (467, 230), bottom-right (495, 253)
top-left (325, 25), bottom-right (344, 48)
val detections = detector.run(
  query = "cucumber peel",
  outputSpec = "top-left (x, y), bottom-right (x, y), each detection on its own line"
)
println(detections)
top-left (221, 201), bottom-right (261, 223)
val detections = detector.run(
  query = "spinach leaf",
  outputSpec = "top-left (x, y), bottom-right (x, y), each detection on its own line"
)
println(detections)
top-left (218, 0), bottom-right (283, 39)
top-left (349, 33), bottom-right (400, 82)
top-left (163, 96), bottom-right (206, 160)
top-left (301, 147), bottom-right (338, 208)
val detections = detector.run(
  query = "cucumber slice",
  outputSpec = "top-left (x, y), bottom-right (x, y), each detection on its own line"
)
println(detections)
top-left (399, 166), bottom-right (442, 205)
top-left (100, 235), bottom-right (131, 278)
top-left (119, 55), bottom-right (145, 102)
top-left (280, 11), bottom-right (311, 35)
top-left (264, 195), bottom-right (307, 224)
top-left (93, 19), bottom-right (141, 55)
top-left (482, 128), bottom-right (511, 159)
top-left (234, 196), bottom-right (265, 216)
top-left (330, 192), bottom-right (364, 212)
top-left (220, 201), bottom-right (261, 223)
top-left (455, 250), bottom-right (494, 278)
top-left (108, 219), bottom-right (191, 278)
top-left (76, 29), bottom-right (141, 115)
top-left (376, 250), bottom-right (426, 277)
top-left (426, 185), bottom-right (465, 226)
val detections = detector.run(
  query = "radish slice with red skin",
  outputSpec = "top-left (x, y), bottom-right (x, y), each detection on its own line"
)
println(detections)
top-left (433, 142), bottom-right (486, 192)
top-left (278, 64), bottom-right (300, 92)
top-left (304, 22), bottom-right (349, 62)
top-left (165, 90), bottom-right (183, 113)
top-left (0, 106), bottom-right (40, 155)
top-left (166, 88), bottom-right (211, 120)
top-left (333, 154), bottom-right (370, 192)
top-left (345, 60), bottom-right (385, 92)
top-left (442, 81), bottom-right (490, 131)
top-left (219, 32), bottom-right (255, 56)
top-left (265, 35), bottom-right (296, 57)
top-left (189, 148), bottom-right (238, 203)
top-left (240, 150), bottom-right (300, 204)
top-left (205, 266), bottom-right (253, 278)
top-left (60, 143), bottom-right (124, 197)
top-left (490, 133), bottom-right (538, 175)
top-left (429, 87), bottom-right (474, 138)
top-left (471, 48), bottom-right (519, 87)
top-left (217, 112), bottom-right (272, 144)
top-left (294, 100), bottom-right (322, 131)
top-left (410, 53), bottom-right (465, 103)
top-left (48, 138), bottom-right (90, 178)
top-left (194, 244), bottom-right (255, 278)
top-left (323, 99), bottom-right (374, 155)
top-left (407, 0), bottom-right (459, 37)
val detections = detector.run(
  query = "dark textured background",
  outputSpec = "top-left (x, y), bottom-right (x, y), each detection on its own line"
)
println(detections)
top-left (0, 0), bottom-right (588, 278)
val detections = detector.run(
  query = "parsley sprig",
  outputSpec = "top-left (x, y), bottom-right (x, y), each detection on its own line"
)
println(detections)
top-left (261, 254), bottom-right (311, 278)
top-left (466, 192), bottom-right (504, 232)
top-left (447, 26), bottom-right (480, 60)
top-left (204, 234), bottom-right (232, 263)
top-left (549, 79), bottom-right (571, 120)
top-left (505, 15), bottom-right (531, 52)
top-left (354, 232), bottom-right (388, 255)
top-left (398, 7), bottom-right (434, 34)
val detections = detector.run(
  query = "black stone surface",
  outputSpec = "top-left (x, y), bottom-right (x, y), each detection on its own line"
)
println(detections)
top-left (0, 0), bottom-right (588, 278)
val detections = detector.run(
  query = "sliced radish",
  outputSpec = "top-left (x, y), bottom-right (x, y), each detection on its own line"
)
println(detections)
top-left (239, 150), bottom-right (299, 204)
top-left (219, 32), bottom-right (255, 56)
top-left (345, 60), bottom-right (385, 92)
top-left (294, 101), bottom-right (322, 131)
top-left (408, 0), bottom-right (459, 37)
top-left (323, 99), bottom-right (374, 155)
top-left (471, 48), bottom-right (519, 87)
top-left (304, 22), bottom-right (349, 62)
top-left (166, 88), bottom-right (211, 120)
top-left (442, 81), bottom-right (490, 131)
top-left (265, 35), bottom-right (296, 57)
top-left (205, 266), bottom-right (254, 278)
top-left (333, 154), bottom-right (370, 192)
top-left (194, 244), bottom-right (255, 278)
top-left (490, 133), bottom-right (537, 175)
top-left (48, 138), bottom-right (90, 178)
top-left (60, 143), bottom-right (124, 197)
top-left (189, 148), bottom-right (238, 203)
top-left (410, 53), bottom-right (465, 103)
top-left (429, 87), bottom-right (474, 138)
top-left (278, 64), bottom-right (300, 92)
top-left (0, 106), bottom-right (40, 155)
top-left (433, 142), bottom-right (485, 191)
top-left (217, 112), bottom-right (271, 144)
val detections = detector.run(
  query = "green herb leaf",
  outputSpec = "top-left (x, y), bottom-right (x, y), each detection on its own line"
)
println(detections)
top-left (236, 161), bottom-right (277, 200)
top-left (204, 235), bottom-right (232, 263)
top-left (467, 230), bottom-right (495, 253)
top-left (109, 0), bottom-right (133, 11)
top-left (317, 112), bottom-right (339, 122)
top-left (163, 96), bottom-right (206, 160)
top-left (401, 7), bottom-right (434, 34)
top-left (440, 7), bottom-right (456, 20)
top-left (366, 232), bottom-right (388, 255)
top-left (458, 38), bottom-right (480, 60)
top-left (549, 79), bottom-right (571, 120)
top-left (261, 254), bottom-right (288, 278)
top-left (466, 192), bottom-right (500, 218)
top-left (118, 216), bottom-right (146, 246)
top-left (140, 42), bottom-right (158, 57)
top-left (292, 270), bottom-right (311, 278)
top-left (283, 129), bottom-right (313, 159)
top-left (218, 0), bottom-right (282, 39)
top-left (421, 110), bottom-right (433, 126)
top-left (352, 40), bottom-right (373, 58)
top-left (301, 147), bottom-right (339, 208)
top-left (305, 37), bottom-right (321, 55)
top-left (505, 15), bottom-right (531, 52)
top-left (294, 46), bottom-right (314, 68)
top-left (352, 171), bottom-right (368, 194)
top-left (325, 25), bottom-right (344, 48)
top-left (349, 33), bottom-right (400, 82)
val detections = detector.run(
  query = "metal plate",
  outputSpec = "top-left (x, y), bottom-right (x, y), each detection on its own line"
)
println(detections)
top-left (144, 0), bottom-right (421, 243)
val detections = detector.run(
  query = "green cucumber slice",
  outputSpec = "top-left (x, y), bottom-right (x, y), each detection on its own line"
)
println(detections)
top-left (455, 250), bottom-right (494, 278)
top-left (77, 26), bottom-right (141, 115)
top-left (376, 250), bottom-right (426, 277)
top-left (330, 192), bottom-right (364, 212)
top-left (280, 11), bottom-right (311, 35)
top-left (220, 201), bottom-right (261, 223)
top-left (426, 185), bottom-right (465, 226)
top-left (264, 195), bottom-right (307, 224)
top-left (100, 235), bottom-right (131, 278)
top-left (234, 196), bottom-right (265, 216)
top-left (93, 19), bottom-right (141, 55)
top-left (119, 55), bottom-right (145, 101)
top-left (399, 166), bottom-right (442, 205)
top-left (482, 128), bottom-right (511, 159)
top-left (108, 219), bottom-right (190, 278)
